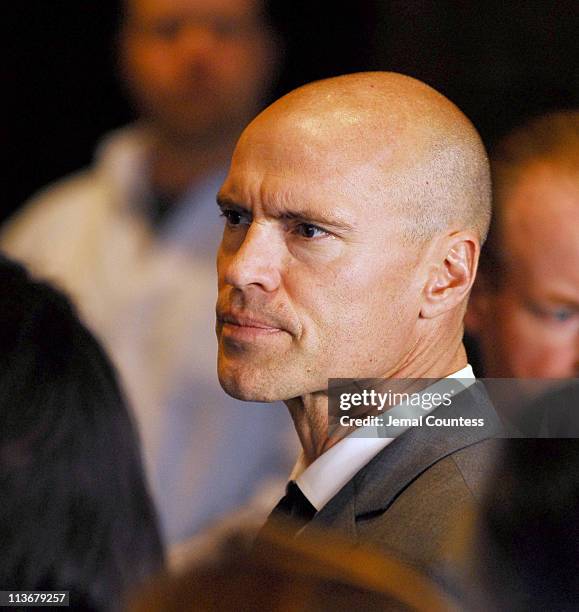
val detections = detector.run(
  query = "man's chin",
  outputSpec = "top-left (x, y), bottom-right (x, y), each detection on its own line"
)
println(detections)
top-left (217, 371), bottom-right (279, 403)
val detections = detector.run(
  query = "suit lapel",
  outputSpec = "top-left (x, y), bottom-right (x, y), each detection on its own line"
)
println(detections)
top-left (302, 382), bottom-right (501, 540)
top-left (300, 479), bottom-right (358, 539)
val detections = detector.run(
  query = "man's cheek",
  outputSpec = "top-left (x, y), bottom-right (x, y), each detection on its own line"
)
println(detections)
top-left (510, 313), bottom-right (570, 376)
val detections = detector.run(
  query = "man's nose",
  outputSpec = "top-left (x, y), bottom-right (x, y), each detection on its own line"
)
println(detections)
top-left (177, 22), bottom-right (219, 60)
top-left (219, 223), bottom-right (283, 293)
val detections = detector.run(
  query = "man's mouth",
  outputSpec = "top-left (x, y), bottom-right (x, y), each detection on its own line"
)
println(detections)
top-left (218, 311), bottom-right (285, 341)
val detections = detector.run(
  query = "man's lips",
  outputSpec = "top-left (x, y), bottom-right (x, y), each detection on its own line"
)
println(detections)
top-left (221, 316), bottom-right (281, 331)
top-left (217, 312), bottom-right (287, 337)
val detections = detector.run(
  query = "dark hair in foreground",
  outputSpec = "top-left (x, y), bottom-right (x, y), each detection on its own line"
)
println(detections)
top-left (0, 255), bottom-right (164, 611)
top-left (475, 387), bottom-right (579, 611)
top-left (130, 524), bottom-right (452, 612)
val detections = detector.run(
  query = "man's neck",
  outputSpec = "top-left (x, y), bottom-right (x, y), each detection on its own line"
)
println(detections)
top-left (286, 342), bottom-right (469, 468)
top-left (286, 392), bottom-right (333, 466)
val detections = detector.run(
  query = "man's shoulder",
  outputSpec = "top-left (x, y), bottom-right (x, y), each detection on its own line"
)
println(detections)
top-left (19, 168), bottom-right (101, 216)
top-left (357, 382), bottom-right (500, 492)
top-left (310, 383), bottom-right (501, 571)
top-left (0, 168), bottom-right (108, 264)
top-left (355, 437), bottom-right (500, 572)
top-left (381, 436), bottom-right (500, 518)
top-left (2, 126), bottom-right (142, 236)
top-left (0, 128), bottom-right (142, 263)
top-left (357, 434), bottom-right (500, 522)
top-left (447, 437), bottom-right (501, 499)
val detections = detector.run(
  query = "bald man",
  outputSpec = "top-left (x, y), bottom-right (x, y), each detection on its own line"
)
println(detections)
top-left (466, 111), bottom-right (579, 378)
top-left (215, 72), bottom-right (502, 570)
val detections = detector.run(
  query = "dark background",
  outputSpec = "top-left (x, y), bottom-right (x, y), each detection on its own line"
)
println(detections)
top-left (3, 1), bottom-right (578, 225)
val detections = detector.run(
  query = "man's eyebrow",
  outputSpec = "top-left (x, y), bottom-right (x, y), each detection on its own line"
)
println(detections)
top-left (216, 195), bottom-right (355, 231)
top-left (541, 294), bottom-right (579, 309)
top-left (277, 208), bottom-right (355, 232)
top-left (216, 195), bottom-right (251, 214)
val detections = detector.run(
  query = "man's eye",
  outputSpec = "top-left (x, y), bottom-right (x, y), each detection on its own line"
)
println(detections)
top-left (220, 209), bottom-right (248, 226)
top-left (150, 19), bottom-right (182, 40)
top-left (526, 300), bottom-right (579, 323)
top-left (212, 17), bottom-right (244, 38)
top-left (295, 223), bottom-right (328, 239)
top-left (550, 309), bottom-right (576, 323)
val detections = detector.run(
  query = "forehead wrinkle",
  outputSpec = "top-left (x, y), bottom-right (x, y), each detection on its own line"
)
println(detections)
top-left (232, 141), bottom-right (409, 241)
top-left (244, 112), bottom-right (420, 218)
top-left (255, 181), bottom-right (357, 230)
top-left (242, 125), bottom-right (403, 216)
top-left (234, 132), bottom-right (372, 221)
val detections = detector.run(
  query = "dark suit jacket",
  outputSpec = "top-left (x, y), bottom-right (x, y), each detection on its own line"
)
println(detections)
top-left (268, 382), bottom-right (503, 574)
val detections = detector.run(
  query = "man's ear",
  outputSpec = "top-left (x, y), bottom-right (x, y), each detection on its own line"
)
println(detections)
top-left (420, 232), bottom-right (479, 319)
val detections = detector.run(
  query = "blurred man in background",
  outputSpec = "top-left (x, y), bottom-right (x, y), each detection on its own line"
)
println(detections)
top-left (0, 0), bottom-right (295, 546)
top-left (466, 111), bottom-right (579, 378)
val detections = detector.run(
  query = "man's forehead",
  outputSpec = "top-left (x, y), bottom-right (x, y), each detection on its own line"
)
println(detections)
top-left (220, 161), bottom-right (359, 228)
top-left (127, 0), bottom-right (261, 21)
top-left (229, 112), bottom-right (408, 199)
top-left (504, 164), bottom-right (579, 235)
top-left (503, 170), bottom-right (579, 285)
top-left (244, 103), bottom-right (404, 162)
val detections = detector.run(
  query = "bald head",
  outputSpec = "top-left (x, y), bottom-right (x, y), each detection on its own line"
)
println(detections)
top-left (216, 72), bottom-right (490, 401)
top-left (237, 72), bottom-right (491, 244)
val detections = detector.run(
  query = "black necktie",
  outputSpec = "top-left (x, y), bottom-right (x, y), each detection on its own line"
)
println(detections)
top-left (268, 481), bottom-right (317, 533)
